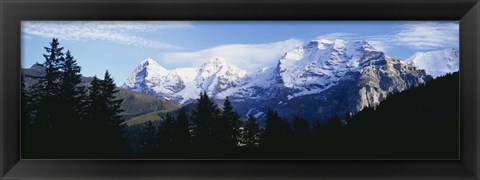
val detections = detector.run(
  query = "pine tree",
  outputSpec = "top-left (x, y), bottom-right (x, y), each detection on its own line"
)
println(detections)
top-left (173, 108), bottom-right (190, 149)
top-left (84, 71), bottom-right (126, 158)
top-left (101, 71), bottom-right (124, 124)
top-left (82, 76), bottom-right (103, 156)
top-left (141, 121), bottom-right (157, 158)
top-left (59, 50), bottom-right (85, 117)
top-left (27, 38), bottom-right (65, 156)
top-left (292, 116), bottom-right (311, 146)
top-left (262, 109), bottom-right (292, 149)
top-left (262, 108), bottom-right (277, 148)
top-left (21, 75), bottom-right (32, 126)
top-left (219, 97), bottom-right (241, 148)
top-left (57, 50), bottom-right (86, 153)
top-left (311, 121), bottom-right (325, 149)
top-left (86, 76), bottom-right (103, 125)
top-left (30, 38), bottom-right (64, 129)
top-left (322, 114), bottom-right (344, 149)
top-left (191, 92), bottom-right (220, 149)
top-left (100, 71), bottom-right (126, 157)
top-left (326, 114), bottom-right (342, 130)
top-left (158, 113), bottom-right (175, 150)
top-left (22, 39), bottom-right (131, 158)
top-left (21, 74), bottom-right (35, 156)
top-left (242, 114), bottom-right (261, 148)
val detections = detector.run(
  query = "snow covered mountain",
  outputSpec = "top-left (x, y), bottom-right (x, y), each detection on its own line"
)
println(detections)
top-left (123, 39), bottom-right (441, 123)
top-left (405, 48), bottom-right (459, 78)
top-left (278, 39), bottom-right (390, 99)
top-left (123, 57), bottom-right (247, 104)
top-left (222, 39), bottom-right (431, 122)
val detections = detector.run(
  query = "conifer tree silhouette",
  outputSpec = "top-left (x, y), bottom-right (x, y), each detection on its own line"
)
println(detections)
top-left (242, 114), bottom-right (261, 149)
top-left (191, 92), bottom-right (220, 149)
top-left (219, 97), bottom-right (241, 148)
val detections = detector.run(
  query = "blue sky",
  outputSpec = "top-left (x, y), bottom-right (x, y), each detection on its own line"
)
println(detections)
top-left (21, 21), bottom-right (459, 84)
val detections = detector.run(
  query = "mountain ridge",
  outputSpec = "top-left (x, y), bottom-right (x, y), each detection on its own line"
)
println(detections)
top-left (123, 39), bottom-right (458, 123)
top-left (21, 65), bottom-right (179, 120)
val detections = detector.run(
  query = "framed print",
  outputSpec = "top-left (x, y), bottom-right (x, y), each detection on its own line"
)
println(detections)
top-left (1, 0), bottom-right (479, 179)
top-left (18, 20), bottom-right (460, 160)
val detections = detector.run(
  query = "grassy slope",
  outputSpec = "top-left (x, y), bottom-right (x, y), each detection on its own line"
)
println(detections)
top-left (122, 109), bottom-right (168, 126)
top-left (121, 103), bottom-right (196, 126)
top-left (116, 88), bottom-right (179, 120)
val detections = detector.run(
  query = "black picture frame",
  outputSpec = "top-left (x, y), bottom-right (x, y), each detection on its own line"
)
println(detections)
top-left (1, 0), bottom-right (479, 179)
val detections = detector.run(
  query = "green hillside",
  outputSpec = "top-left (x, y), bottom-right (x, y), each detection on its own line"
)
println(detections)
top-left (122, 103), bottom-right (194, 126)
top-left (116, 88), bottom-right (179, 120)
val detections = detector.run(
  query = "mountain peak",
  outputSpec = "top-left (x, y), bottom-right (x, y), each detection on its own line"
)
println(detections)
top-left (317, 39), bottom-right (334, 44)
top-left (199, 57), bottom-right (246, 75)
top-left (356, 40), bottom-right (377, 51)
top-left (204, 57), bottom-right (228, 65)
top-left (123, 58), bottom-right (170, 90)
top-left (278, 38), bottom-right (389, 89)
top-left (406, 48), bottom-right (459, 78)
top-left (305, 39), bottom-right (377, 52)
top-left (140, 58), bottom-right (159, 66)
top-left (31, 63), bottom-right (45, 71)
top-left (306, 39), bottom-right (334, 49)
top-left (199, 57), bottom-right (238, 72)
top-left (138, 58), bottom-right (168, 72)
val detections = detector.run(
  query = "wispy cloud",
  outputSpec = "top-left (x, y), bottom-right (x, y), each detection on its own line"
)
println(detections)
top-left (162, 22), bottom-right (458, 71)
top-left (161, 39), bottom-right (303, 71)
top-left (22, 21), bottom-right (192, 49)
top-left (362, 36), bottom-right (394, 52)
top-left (315, 33), bottom-right (357, 40)
top-left (393, 21), bottom-right (458, 49)
top-left (314, 22), bottom-right (459, 52)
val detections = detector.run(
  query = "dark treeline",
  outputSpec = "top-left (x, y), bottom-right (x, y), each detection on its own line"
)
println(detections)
top-left (342, 72), bottom-right (459, 159)
top-left (22, 38), bottom-right (128, 158)
top-left (139, 94), bottom-right (256, 158)
top-left (138, 72), bottom-right (458, 159)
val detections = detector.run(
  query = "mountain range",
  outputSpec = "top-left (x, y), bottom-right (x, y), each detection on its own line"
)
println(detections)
top-left (123, 39), bottom-right (459, 124)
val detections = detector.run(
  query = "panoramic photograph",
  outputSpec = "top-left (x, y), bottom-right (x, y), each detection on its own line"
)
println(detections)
top-left (21, 21), bottom-right (459, 159)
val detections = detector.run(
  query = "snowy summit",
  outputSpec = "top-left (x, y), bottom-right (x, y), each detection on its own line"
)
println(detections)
top-left (405, 48), bottom-right (459, 78)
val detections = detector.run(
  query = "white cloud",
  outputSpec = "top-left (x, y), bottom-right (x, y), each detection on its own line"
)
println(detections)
top-left (313, 22), bottom-right (458, 52)
top-left (315, 33), bottom-right (357, 40)
top-left (22, 21), bottom-right (192, 49)
top-left (393, 21), bottom-right (459, 50)
top-left (161, 22), bottom-right (458, 72)
top-left (314, 33), bottom-right (393, 52)
top-left (363, 36), bottom-right (394, 52)
top-left (161, 39), bottom-right (303, 72)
